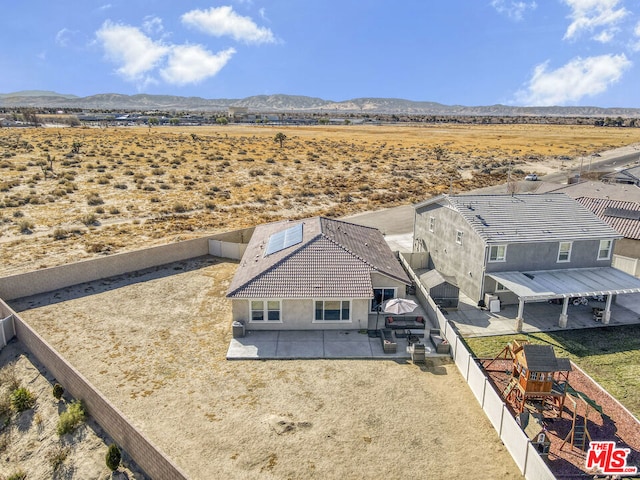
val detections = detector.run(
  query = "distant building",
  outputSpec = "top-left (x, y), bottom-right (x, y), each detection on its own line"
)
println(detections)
top-left (228, 107), bottom-right (248, 119)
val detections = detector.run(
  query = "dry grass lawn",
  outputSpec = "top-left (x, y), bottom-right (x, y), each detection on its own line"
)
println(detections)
top-left (10, 257), bottom-right (521, 480)
top-left (2, 124), bottom-right (640, 275)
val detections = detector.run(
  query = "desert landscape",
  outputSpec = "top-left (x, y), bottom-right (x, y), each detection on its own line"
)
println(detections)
top-left (2, 123), bottom-right (640, 479)
top-left (2, 123), bottom-right (640, 276)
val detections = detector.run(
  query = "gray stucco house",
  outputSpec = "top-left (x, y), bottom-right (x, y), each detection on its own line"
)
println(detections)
top-left (227, 216), bottom-right (411, 330)
top-left (413, 193), bottom-right (640, 328)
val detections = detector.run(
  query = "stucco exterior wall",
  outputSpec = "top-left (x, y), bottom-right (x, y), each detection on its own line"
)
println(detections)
top-left (234, 298), bottom-right (371, 330)
top-left (485, 239), bottom-right (616, 273)
top-left (415, 204), bottom-right (487, 302)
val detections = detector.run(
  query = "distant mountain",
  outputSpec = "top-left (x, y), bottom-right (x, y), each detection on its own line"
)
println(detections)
top-left (1, 91), bottom-right (640, 117)
top-left (0, 90), bottom-right (78, 99)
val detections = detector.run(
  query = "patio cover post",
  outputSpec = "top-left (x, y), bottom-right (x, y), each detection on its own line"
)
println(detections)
top-left (603, 294), bottom-right (613, 324)
top-left (559, 297), bottom-right (569, 328)
top-left (515, 299), bottom-right (524, 332)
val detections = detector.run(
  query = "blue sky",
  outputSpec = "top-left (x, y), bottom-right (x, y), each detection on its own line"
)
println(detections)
top-left (1, 1), bottom-right (640, 107)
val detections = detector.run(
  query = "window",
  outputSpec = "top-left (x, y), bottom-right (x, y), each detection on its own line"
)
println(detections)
top-left (371, 288), bottom-right (396, 312)
top-left (557, 241), bottom-right (572, 262)
top-left (429, 216), bottom-right (435, 233)
top-left (598, 239), bottom-right (613, 260)
top-left (495, 282), bottom-right (508, 292)
top-left (250, 300), bottom-right (281, 322)
top-left (315, 300), bottom-right (350, 321)
top-left (456, 231), bottom-right (463, 245)
top-left (489, 245), bottom-right (506, 262)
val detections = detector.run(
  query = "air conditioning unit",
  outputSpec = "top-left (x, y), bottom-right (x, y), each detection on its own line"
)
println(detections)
top-left (484, 293), bottom-right (498, 306)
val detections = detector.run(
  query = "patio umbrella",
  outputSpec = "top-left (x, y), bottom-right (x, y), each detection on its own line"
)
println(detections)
top-left (383, 298), bottom-right (418, 315)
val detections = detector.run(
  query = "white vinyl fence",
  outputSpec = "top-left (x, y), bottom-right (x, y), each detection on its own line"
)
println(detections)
top-left (399, 253), bottom-right (555, 480)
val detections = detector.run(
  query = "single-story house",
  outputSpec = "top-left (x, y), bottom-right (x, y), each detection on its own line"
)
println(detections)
top-left (227, 216), bottom-right (411, 330)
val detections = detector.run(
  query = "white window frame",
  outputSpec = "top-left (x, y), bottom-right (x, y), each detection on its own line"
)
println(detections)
top-left (456, 230), bottom-right (463, 245)
top-left (495, 282), bottom-right (508, 292)
top-left (314, 299), bottom-right (351, 322)
top-left (557, 241), bottom-right (572, 263)
top-left (488, 245), bottom-right (507, 262)
top-left (371, 288), bottom-right (397, 312)
top-left (429, 216), bottom-right (435, 233)
top-left (249, 299), bottom-right (282, 322)
top-left (598, 239), bottom-right (613, 260)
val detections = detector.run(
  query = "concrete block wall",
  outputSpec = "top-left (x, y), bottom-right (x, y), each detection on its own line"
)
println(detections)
top-left (0, 226), bottom-right (254, 301)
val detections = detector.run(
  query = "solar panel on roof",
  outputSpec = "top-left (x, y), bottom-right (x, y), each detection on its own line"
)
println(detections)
top-left (603, 207), bottom-right (640, 220)
top-left (264, 223), bottom-right (303, 256)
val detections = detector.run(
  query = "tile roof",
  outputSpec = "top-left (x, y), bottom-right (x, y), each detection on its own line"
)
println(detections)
top-left (227, 217), bottom-right (410, 298)
top-left (417, 193), bottom-right (621, 244)
top-left (575, 197), bottom-right (640, 240)
top-left (549, 181), bottom-right (640, 203)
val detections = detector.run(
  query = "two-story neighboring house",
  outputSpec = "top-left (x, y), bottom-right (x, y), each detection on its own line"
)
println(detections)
top-left (414, 193), bottom-right (640, 329)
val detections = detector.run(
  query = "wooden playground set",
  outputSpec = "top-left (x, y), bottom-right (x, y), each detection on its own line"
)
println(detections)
top-left (480, 339), bottom-right (613, 471)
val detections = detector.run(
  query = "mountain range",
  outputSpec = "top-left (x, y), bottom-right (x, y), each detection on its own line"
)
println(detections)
top-left (2, 90), bottom-right (640, 117)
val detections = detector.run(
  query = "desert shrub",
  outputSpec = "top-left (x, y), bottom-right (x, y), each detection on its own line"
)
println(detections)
top-left (173, 203), bottom-right (187, 213)
top-left (12, 211), bottom-right (24, 218)
top-left (6, 470), bottom-right (27, 480)
top-left (204, 200), bottom-right (216, 210)
top-left (46, 445), bottom-right (70, 472)
top-left (56, 400), bottom-right (85, 435)
top-left (17, 219), bottom-right (35, 234)
top-left (86, 242), bottom-right (107, 253)
top-left (106, 443), bottom-right (122, 471)
top-left (10, 387), bottom-right (35, 412)
top-left (52, 383), bottom-right (64, 400)
top-left (52, 228), bottom-right (68, 240)
top-left (0, 364), bottom-right (20, 391)
top-left (113, 183), bottom-right (128, 190)
top-left (109, 206), bottom-right (120, 214)
top-left (80, 213), bottom-right (98, 226)
top-left (86, 193), bottom-right (103, 206)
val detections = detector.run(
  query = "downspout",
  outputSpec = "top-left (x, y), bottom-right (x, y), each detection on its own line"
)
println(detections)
top-left (479, 243), bottom-right (489, 305)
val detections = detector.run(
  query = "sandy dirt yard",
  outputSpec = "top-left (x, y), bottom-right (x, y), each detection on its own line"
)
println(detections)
top-left (0, 341), bottom-right (144, 479)
top-left (9, 257), bottom-right (521, 479)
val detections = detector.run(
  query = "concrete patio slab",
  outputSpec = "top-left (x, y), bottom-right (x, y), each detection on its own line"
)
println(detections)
top-left (226, 330), bottom-right (444, 360)
top-left (445, 292), bottom-right (640, 338)
top-left (276, 341), bottom-right (324, 358)
top-left (324, 340), bottom-right (373, 358)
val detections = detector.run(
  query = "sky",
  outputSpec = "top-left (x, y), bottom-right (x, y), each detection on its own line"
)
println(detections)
top-left (1, 1), bottom-right (640, 107)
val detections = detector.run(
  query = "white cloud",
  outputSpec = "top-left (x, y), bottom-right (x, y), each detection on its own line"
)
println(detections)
top-left (96, 21), bottom-right (169, 83)
top-left (632, 20), bottom-right (640, 51)
top-left (491, 0), bottom-right (537, 21)
top-left (142, 16), bottom-right (164, 35)
top-left (161, 45), bottom-right (236, 85)
top-left (96, 20), bottom-right (236, 87)
top-left (515, 53), bottom-right (631, 105)
top-left (181, 6), bottom-right (275, 44)
top-left (562, 0), bottom-right (628, 42)
top-left (55, 28), bottom-right (75, 47)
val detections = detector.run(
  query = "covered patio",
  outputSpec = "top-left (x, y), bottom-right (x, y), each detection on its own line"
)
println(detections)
top-left (445, 292), bottom-right (640, 337)
top-left (486, 267), bottom-right (640, 331)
